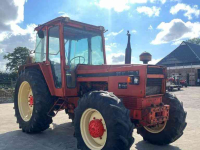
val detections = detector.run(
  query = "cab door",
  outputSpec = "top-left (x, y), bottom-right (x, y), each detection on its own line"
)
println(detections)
top-left (45, 25), bottom-right (64, 96)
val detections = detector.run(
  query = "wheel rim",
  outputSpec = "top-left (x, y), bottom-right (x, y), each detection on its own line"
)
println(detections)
top-left (80, 108), bottom-right (107, 150)
top-left (144, 121), bottom-right (167, 133)
top-left (18, 81), bottom-right (34, 122)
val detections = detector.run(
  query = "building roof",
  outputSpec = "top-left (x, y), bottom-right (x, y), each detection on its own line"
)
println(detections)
top-left (157, 41), bottom-right (200, 67)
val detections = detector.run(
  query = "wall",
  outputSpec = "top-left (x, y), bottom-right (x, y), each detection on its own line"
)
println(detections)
top-left (167, 66), bottom-right (200, 86)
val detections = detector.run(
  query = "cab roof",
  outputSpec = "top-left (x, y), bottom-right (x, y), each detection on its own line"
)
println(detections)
top-left (34, 17), bottom-right (105, 33)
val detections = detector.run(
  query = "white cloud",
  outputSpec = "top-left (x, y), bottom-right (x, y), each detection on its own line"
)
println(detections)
top-left (106, 52), bottom-right (140, 64)
top-left (0, 0), bottom-right (27, 33)
top-left (107, 52), bottom-right (125, 64)
top-left (159, 0), bottom-right (166, 4)
top-left (170, 3), bottom-right (200, 20)
top-left (95, 0), bottom-right (130, 12)
top-left (171, 40), bottom-right (183, 45)
top-left (0, 0), bottom-right (35, 42)
top-left (13, 0), bottom-right (27, 24)
top-left (0, 32), bottom-right (10, 42)
top-left (149, 58), bottom-right (162, 64)
top-left (10, 23), bottom-right (37, 41)
top-left (105, 43), bottom-right (117, 51)
top-left (131, 30), bottom-right (137, 33)
top-left (107, 29), bottom-right (124, 37)
top-left (136, 6), bottom-right (161, 17)
top-left (57, 11), bottom-right (81, 20)
top-left (151, 19), bottom-right (200, 45)
top-left (150, 0), bottom-right (166, 4)
top-left (95, 0), bottom-right (166, 12)
top-left (58, 11), bottom-right (70, 17)
top-left (130, 0), bottom-right (148, 4)
top-left (148, 25), bottom-right (153, 30)
top-left (0, 0), bottom-right (36, 72)
top-left (0, 49), bottom-right (4, 54)
top-left (106, 51), bottom-right (158, 64)
top-left (170, 0), bottom-right (181, 2)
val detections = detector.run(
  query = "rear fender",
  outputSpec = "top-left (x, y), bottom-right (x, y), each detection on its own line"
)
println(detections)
top-left (18, 63), bottom-right (56, 96)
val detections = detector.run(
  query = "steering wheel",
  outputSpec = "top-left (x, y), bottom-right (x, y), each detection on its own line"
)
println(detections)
top-left (70, 56), bottom-right (85, 65)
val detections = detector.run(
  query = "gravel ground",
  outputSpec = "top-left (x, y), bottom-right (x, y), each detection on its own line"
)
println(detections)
top-left (0, 87), bottom-right (200, 150)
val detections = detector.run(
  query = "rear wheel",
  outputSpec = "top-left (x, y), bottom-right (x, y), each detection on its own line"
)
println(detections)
top-left (74, 91), bottom-right (134, 150)
top-left (137, 93), bottom-right (187, 145)
top-left (14, 69), bottom-right (54, 133)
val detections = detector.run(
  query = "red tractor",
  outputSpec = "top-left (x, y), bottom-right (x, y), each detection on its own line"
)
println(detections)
top-left (14, 17), bottom-right (187, 150)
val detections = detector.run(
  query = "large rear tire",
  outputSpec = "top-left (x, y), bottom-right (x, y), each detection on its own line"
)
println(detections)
top-left (137, 93), bottom-right (187, 145)
top-left (14, 69), bottom-right (54, 133)
top-left (74, 91), bottom-right (134, 150)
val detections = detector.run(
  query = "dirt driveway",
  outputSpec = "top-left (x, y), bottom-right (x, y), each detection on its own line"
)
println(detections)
top-left (0, 87), bottom-right (200, 150)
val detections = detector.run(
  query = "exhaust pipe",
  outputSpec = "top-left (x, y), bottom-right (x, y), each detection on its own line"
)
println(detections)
top-left (125, 31), bottom-right (132, 64)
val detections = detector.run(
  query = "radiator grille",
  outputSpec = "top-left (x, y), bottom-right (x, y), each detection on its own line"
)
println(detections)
top-left (146, 78), bottom-right (162, 95)
top-left (147, 67), bottom-right (163, 74)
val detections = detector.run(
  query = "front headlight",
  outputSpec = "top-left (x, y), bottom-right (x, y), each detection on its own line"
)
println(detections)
top-left (134, 76), bottom-right (139, 84)
top-left (127, 75), bottom-right (140, 85)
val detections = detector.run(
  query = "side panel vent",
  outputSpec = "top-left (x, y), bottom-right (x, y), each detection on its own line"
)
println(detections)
top-left (147, 67), bottom-right (163, 74)
top-left (146, 78), bottom-right (162, 95)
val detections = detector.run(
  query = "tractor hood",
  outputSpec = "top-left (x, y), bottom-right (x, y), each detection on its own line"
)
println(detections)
top-left (76, 64), bottom-right (147, 76)
top-left (76, 64), bottom-right (165, 97)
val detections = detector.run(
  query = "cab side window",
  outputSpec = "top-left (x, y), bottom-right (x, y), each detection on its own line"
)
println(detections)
top-left (48, 26), bottom-right (62, 88)
top-left (35, 30), bottom-right (46, 62)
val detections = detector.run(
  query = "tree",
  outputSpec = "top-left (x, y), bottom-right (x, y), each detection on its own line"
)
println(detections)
top-left (0, 71), bottom-right (17, 88)
top-left (186, 38), bottom-right (200, 45)
top-left (3, 47), bottom-right (30, 72)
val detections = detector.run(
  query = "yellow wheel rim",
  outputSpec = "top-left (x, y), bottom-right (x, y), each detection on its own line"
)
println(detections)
top-left (80, 108), bottom-right (107, 150)
top-left (18, 81), bottom-right (34, 122)
top-left (144, 121), bottom-right (167, 133)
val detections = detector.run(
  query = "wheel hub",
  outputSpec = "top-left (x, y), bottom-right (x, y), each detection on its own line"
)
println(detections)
top-left (18, 81), bottom-right (34, 122)
top-left (144, 121), bottom-right (167, 133)
top-left (28, 95), bottom-right (34, 106)
top-left (80, 108), bottom-right (107, 150)
top-left (89, 118), bottom-right (105, 138)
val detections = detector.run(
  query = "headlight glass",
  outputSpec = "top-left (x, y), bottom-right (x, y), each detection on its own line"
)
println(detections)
top-left (134, 77), bottom-right (139, 84)
top-left (128, 76), bottom-right (140, 85)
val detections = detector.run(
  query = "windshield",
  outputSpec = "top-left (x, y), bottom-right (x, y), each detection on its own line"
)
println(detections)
top-left (64, 26), bottom-right (104, 67)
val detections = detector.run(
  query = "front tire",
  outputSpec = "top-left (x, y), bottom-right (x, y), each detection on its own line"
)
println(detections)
top-left (74, 91), bottom-right (134, 150)
top-left (137, 93), bottom-right (187, 145)
top-left (14, 69), bottom-right (54, 133)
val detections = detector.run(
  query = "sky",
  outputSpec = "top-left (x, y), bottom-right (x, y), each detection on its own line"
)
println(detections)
top-left (0, 0), bottom-right (200, 72)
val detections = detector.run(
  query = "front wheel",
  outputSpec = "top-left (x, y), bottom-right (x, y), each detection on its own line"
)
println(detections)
top-left (137, 93), bottom-right (187, 145)
top-left (74, 91), bottom-right (134, 150)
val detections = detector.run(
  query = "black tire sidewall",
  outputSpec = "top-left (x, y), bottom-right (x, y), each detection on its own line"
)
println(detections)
top-left (74, 91), bottom-right (134, 150)
top-left (137, 93), bottom-right (187, 145)
top-left (14, 71), bottom-right (36, 129)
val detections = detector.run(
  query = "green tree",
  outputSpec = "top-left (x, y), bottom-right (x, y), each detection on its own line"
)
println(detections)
top-left (186, 38), bottom-right (200, 45)
top-left (3, 47), bottom-right (30, 72)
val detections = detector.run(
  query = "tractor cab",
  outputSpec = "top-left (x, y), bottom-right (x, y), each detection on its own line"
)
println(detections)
top-left (34, 17), bottom-right (106, 96)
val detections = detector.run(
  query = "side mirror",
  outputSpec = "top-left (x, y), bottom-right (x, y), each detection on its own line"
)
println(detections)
top-left (38, 30), bottom-right (44, 38)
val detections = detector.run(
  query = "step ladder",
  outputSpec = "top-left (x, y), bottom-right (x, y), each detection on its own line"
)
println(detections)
top-left (48, 98), bottom-right (67, 117)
